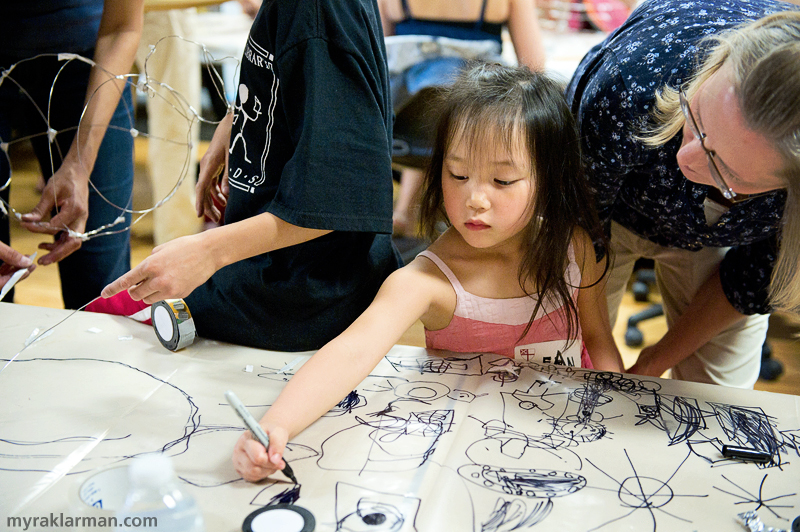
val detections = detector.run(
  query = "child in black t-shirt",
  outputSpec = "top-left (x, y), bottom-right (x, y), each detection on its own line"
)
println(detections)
top-left (98, 0), bottom-right (400, 351)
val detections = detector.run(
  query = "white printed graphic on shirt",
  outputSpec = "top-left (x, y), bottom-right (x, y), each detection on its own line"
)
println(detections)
top-left (514, 340), bottom-right (582, 367)
top-left (229, 84), bottom-right (261, 164)
top-left (228, 35), bottom-right (277, 194)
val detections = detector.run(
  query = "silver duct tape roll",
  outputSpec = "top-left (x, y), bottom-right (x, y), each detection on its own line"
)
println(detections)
top-left (152, 299), bottom-right (196, 351)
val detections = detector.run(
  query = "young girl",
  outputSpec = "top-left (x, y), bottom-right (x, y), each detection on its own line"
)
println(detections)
top-left (232, 62), bottom-right (624, 482)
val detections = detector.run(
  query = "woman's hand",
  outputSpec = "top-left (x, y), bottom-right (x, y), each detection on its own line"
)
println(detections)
top-left (232, 425), bottom-right (290, 482)
top-left (19, 162), bottom-right (90, 265)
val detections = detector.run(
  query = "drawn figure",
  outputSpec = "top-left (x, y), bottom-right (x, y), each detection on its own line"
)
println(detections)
top-left (0, 357), bottom-right (200, 476)
top-left (229, 84), bottom-right (262, 163)
top-left (459, 464), bottom-right (586, 499)
top-left (336, 482), bottom-right (421, 532)
top-left (714, 473), bottom-right (797, 521)
top-left (318, 403), bottom-right (454, 473)
top-left (385, 352), bottom-right (490, 376)
top-left (585, 449), bottom-right (707, 532)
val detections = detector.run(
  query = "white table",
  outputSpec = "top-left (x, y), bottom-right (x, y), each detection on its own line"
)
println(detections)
top-left (1, 303), bottom-right (798, 531)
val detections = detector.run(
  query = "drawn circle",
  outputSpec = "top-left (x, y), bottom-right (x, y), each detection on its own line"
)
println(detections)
top-left (243, 504), bottom-right (315, 532)
top-left (518, 401), bottom-right (536, 410)
top-left (393, 382), bottom-right (450, 401)
top-left (618, 477), bottom-right (673, 509)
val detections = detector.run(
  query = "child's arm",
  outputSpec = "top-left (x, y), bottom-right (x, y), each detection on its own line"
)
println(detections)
top-left (574, 230), bottom-right (625, 372)
top-left (232, 258), bottom-right (452, 482)
top-left (101, 210), bottom-right (331, 303)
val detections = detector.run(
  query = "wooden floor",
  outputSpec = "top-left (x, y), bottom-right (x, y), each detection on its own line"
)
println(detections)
top-left (6, 139), bottom-right (800, 396)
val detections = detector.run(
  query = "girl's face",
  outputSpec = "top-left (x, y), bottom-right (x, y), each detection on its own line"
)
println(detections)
top-left (442, 125), bottom-right (533, 251)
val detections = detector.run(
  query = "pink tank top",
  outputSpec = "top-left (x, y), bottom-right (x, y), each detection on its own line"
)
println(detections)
top-left (420, 250), bottom-right (593, 369)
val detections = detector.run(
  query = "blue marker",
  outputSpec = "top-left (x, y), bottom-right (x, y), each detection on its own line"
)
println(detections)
top-left (225, 390), bottom-right (297, 483)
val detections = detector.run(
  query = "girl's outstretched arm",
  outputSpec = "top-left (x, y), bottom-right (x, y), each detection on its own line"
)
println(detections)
top-left (574, 230), bottom-right (625, 372)
top-left (232, 258), bottom-right (450, 481)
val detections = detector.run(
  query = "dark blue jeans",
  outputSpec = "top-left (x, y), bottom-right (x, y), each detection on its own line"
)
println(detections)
top-left (0, 52), bottom-right (133, 308)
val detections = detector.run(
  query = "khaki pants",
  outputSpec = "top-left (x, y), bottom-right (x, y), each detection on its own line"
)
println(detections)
top-left (605, 222), bottom-right (767, 388)
top-left (136, 9), bottom-right (203, 246)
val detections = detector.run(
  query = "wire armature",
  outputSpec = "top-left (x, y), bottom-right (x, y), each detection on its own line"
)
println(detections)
top-left (0, 35), bottom-right (239, 241)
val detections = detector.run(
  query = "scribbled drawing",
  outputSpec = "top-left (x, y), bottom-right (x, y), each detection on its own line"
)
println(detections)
top-left (708, 403), bottom-right (783, 466)
top-left (714, 473), bottom-right (797, 521)
top-left (392, 381), bottom-right (451, 402)
top-left (585, 450), bottom-right (707, 531)
top-left (335, 482), bottom-right (421, 532)
top-left (448, 389), bottom-right (486, 403)
top-left (317, 399), bottom-right (454, 473)
top-left (324, 390), bottom-right (367, 417)
top-left (251, 483), bottom-right (302, 506)
top-left (0, 357), bottom-right (201, 475)
top-left (385, 352), bottom-right (491, 376)
top-left (229, 84), bottom-right (262, 163)
top-left (481, 497), bottom-right (553, 531)
top-left (487, 358), bottom-right (520, 385)
top-left (459, 464), bottom-right (585, 499)
top-left (640, 395), bottom-right (707, 446)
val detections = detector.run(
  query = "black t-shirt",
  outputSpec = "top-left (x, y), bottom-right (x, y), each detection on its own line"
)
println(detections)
top-left (186, 0), bottom-right (400, 351)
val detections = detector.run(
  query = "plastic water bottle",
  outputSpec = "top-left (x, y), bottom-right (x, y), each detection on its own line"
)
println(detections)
top-left (114, 454), bottom-right (205, 532)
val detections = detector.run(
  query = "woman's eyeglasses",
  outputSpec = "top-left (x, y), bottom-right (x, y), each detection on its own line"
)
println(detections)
top-left (679, 87), bottom-right (736, 200)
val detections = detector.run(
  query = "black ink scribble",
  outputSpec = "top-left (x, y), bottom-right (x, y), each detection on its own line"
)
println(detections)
top-left (324, 390), bottom-right (367, 417)
top-left (714, 473), bottom-right (797, 520)
top-left (318, 407), bottom-right (454, 473)
top-left (459, 464), bottom-right (586, 498)
top-left (709, 404), bottom-right (783, 465)
top-left (385, 352), bottom-right (489, 376)
top-left (0, 357), bottom-right (200, 474)
top-left (586, 450), bottom-right (707, 531)
top-left (481, 497), bottom-right (553, 531)
top-left (335, 482), bottom-right (421, 532)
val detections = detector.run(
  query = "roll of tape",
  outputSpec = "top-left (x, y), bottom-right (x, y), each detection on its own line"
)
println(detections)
top-left (242, 504), bottom-right (315, 532)
top-left (152, 299), bottom-right (196, 351)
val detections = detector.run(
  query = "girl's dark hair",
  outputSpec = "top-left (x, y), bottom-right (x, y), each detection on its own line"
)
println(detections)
top-left (418, 62), bottom-right (608, 345)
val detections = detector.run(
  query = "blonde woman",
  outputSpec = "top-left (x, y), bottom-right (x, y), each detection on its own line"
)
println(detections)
top-left (567, 0), bottom-right (800, 388)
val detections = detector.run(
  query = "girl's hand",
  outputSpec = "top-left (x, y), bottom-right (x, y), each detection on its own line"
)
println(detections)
top-left (100, 232), bottom-right (218, 303)
top-left (196, 113), bottom-right (232, 223)
top-left (232, 425), bottom-right (290, 482)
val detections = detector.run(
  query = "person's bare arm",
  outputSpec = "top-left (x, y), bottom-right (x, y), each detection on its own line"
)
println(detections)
top-left (507, 0), bottom-right (546, 71)
top-left (574, 230), bottom-right (624, 372)
top-left (102, 211), bottom-right (331, 303)
top-left (627, 269), bottom-right (747, 378)
top-left (232, 260), bottom-right (446, 481)
top-left (21, 0), bottom-right (145, 265)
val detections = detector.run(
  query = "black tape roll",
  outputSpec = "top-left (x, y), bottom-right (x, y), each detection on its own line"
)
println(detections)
top-left (152, 299), bottom-right (196, 351)
top-left (242, 504), bottom-right (315, 532)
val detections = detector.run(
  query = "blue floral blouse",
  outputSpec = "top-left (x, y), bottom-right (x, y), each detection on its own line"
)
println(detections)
top-left (566, 0), bottom-right (797, 314)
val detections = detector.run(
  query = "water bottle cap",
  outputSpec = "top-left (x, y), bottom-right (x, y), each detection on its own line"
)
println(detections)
top-left (128, 454), bottom-right (174, 488)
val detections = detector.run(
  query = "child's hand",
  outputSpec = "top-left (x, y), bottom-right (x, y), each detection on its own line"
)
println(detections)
top-left (232, 425), bottom-right (289, 482)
